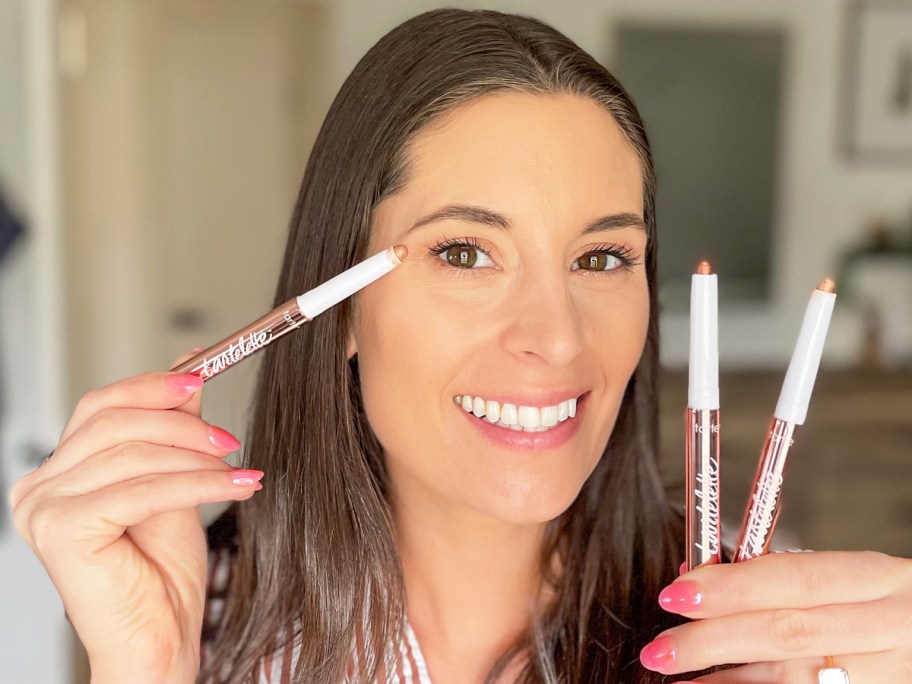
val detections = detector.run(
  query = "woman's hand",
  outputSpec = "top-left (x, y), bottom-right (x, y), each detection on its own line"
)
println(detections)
top-left (641, 551), bottom-right (912, 682)
top-left (7, 353), bottom-right (264, 684)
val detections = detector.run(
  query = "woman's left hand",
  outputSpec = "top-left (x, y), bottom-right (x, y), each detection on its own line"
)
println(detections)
top-left (640, 550), bottom-right (912, 682)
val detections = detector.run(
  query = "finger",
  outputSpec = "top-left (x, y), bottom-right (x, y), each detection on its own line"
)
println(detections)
top-left (176, 383), bottom-right (203, 417)
top-left (57, 407), bottom-right (236, 473)
top-left (13, 440), bottom-right (238, 546)
top-left (20, 443), bottom-right (238, 514)
top-left (10, 410), bottom-right (239, 511)
top-left (661, 551), bottom-right (906, 618)
top-left (16, 466), bottom-right (264, 556)
top-left (58, 348), bottom-right (207, 445)
top-left (9, 350), bottom-right (211, 511)
top-left (59, 369), bottom-right (204, 445)
top-left (169, 348), bottom-right (204, 417)
top-left (641, 600), bottom-right (905, 676)
top-left (677, 652), bottom-right (887, 683)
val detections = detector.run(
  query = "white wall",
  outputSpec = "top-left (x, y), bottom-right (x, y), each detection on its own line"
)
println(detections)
top-left (325, 0), bottom-right (912, 369)
top-left (0, 0), bottom-right (71, 681)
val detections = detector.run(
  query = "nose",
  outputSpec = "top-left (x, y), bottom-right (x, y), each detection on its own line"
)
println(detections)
top-left (499, 274), bottom-right (585, 367)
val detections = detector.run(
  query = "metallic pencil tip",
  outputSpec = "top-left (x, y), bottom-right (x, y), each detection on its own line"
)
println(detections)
top-left (392, 244), bottom-right (408, 263)
top-left (816, 277), bottom-right (836, 294)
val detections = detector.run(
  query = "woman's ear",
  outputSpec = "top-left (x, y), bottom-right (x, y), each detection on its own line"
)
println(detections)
top-left (346, 330), bottom-right (358, 360)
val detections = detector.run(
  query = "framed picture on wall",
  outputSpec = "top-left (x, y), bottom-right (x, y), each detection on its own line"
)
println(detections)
top-left (841, 1), bottom-right (912, 162)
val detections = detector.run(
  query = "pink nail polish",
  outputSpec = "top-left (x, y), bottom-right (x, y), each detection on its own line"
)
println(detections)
top-left (208, 426), bottom-right (241, 452)
top-left (679, 561), bottom-right (687, 575)
top-left (639, 636), bottom-right (677, 673)
top-left (165, 373), bottom-right (203, 394)
top-left (658, 580), bottom-right (703, 613)
top-left (230, 469), bottom-right (264, 486)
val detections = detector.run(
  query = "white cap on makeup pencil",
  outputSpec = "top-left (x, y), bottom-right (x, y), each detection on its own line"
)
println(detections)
top-left (296, 244), bottom-right (408, 318)
top-left (170, 244), bottom-right (408, 380)
top-left (688, 260), bottom-right (719, 410)
top-left (774, 277), bottom-right (836, 425)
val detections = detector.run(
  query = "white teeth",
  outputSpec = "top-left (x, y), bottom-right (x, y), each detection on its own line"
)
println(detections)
top-left (499, 403), bottom-right (518, 425)
top-left (454, 393), bottom-right (582, 433)
top-left (517, 406), bottom-right (540, 429)
top-left (541, 405), bottom-right (558, 427)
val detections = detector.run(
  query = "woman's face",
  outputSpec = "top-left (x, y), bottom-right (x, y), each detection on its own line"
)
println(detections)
top-left (349, 93), bottom-right (649, 525)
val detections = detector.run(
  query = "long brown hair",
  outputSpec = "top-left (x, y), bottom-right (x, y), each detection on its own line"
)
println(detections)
top-left (200, 9), bottom-right (691, 683)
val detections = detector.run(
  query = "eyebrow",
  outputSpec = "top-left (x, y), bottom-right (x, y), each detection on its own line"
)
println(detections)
top-left (406, 203), bottom-right (647, 235)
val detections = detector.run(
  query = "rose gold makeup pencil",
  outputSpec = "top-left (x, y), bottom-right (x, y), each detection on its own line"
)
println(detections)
top-left (170, 245), bottom-right (407, 380)
top-left (732, 277), bottom-right (836, 562)
top-left (685, 260), bottom-right (722, 570)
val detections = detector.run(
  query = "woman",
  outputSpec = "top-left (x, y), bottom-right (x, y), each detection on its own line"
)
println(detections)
top-left (9, 9), bottom-right (911, 684)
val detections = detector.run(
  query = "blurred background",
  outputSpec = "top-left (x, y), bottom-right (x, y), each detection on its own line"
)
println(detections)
top-left (0, 0), bottom-right (909, 681)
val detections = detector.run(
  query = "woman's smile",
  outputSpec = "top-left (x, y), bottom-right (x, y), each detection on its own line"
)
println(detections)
top-left (453, 391), bottom-right (590, 451)
top-left (453, 391), bottom-right (580, 431)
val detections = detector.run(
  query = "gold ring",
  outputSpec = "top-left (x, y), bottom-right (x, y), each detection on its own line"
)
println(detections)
top-left (818, 656), bottom-right (850, 684)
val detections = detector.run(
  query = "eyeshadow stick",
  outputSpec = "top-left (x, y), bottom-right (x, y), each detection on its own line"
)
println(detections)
top-left (170, 245), bottom-right (408, 380)
top-left (732, 277), bottom-right (836, 562)
top-left (686, 260), bottom-right (722, 570)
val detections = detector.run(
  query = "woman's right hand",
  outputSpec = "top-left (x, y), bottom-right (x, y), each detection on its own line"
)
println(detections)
top-left (7, 353), bottom-right (264, 683)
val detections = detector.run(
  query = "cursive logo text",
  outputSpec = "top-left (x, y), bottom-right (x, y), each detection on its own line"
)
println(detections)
top-left (199, 328), bottom-right (272, 379)
top-left (694, 451), bottom-right (721, 556)
top-left (739, 471), bottom-right (784, 559)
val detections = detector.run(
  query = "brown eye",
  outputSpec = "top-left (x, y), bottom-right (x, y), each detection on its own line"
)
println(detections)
top-left (445, 246), bottom-right (478, 268)
top-left (431, 240), bottom-right (495, 269)
top-left (573, 252), bottom-right (622, 272)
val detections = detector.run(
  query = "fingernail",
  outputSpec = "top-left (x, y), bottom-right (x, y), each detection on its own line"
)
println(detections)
top-left (230, 469), bottom-right (264, 486)
top-left (165, 373), bottom-right (204, 394)
top-left (639, 636), bottom-right (677, 673)
top-left (208, 426), bottom-right (241, 452)
top-left (679, 561), bottom-right (687, 575)
top-left (658, 580), bottom-right (703, 613)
